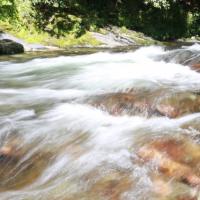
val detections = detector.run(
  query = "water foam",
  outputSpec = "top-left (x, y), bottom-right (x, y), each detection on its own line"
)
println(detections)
top-left (0, 45), bottom-right (200, 199)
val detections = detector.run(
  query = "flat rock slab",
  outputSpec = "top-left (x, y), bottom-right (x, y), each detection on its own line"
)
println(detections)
top-left (91, 32), bottom-right (136, 47)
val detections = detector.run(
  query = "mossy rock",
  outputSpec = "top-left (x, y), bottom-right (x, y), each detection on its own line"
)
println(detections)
top-left (0, 39), bottom-right (24, 55)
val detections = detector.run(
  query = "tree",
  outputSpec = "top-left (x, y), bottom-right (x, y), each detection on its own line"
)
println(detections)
top-left (1, 0), bottom-right (199, 40)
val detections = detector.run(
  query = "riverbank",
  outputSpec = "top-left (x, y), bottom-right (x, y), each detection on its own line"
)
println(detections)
top-left (1, 21), bottom-right (200, 56)
top-left (0, 21), bottom-right (161, 51)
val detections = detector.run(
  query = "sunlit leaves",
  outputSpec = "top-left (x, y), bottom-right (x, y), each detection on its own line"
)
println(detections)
top-left (144, 0), bottom-right (171, 9)
top-left (0, 0), bottom-right (13, 6)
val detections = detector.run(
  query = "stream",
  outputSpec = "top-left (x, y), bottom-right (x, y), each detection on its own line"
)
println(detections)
top-left (0, 44), bottom-right (200, 200)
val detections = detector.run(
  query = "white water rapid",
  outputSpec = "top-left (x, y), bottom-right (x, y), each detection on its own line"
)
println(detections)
top-left (0, 44), bottom-right (200, 200)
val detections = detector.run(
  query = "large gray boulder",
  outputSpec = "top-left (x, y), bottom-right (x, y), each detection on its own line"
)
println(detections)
top-left (0, 39), bottom-right (24, 55)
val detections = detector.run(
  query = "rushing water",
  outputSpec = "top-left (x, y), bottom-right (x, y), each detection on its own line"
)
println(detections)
top-left (0, 44), bottom-right (200, 200)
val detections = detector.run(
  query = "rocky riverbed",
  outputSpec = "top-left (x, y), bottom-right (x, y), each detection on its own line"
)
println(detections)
top-left (0, 44), bottom-right (200, 199)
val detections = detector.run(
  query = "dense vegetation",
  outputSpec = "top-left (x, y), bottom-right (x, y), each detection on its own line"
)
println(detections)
top-left (0, 0), bottom-right (16, 21)
top-left (0, 0), bottom-right (200, 41)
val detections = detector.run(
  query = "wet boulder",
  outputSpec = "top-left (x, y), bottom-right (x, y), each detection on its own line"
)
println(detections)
top-left (85, 92), bottom-right (161, 117)
top-left (157, 48), bottom-right (200, 75)
top-left (156, 93), bottom-right (200, 118)
top-left (0, 39), bottom-right (24, 55)
top-left (156, 104), bottom-right (179, 118)
top-left (157, 48), bottom-right (200, 67)
top-left (161, 50), bottom-right (196, 64)
top-left (85, 92), bottom-right (200, 118)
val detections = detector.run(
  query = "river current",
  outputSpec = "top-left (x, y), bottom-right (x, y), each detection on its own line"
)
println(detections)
top-left (0, 44), bottom-right (200, 199)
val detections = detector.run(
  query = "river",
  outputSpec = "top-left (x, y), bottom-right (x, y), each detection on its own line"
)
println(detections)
top-left (0, 44), bottom-right (200, 200)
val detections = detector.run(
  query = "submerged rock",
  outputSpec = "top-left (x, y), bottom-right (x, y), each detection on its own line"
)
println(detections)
top-left (0, 135), bottom-right (24, 162)
top-left (157, 93), bottom-right (200, 118)
top-left (191, 63), bottom-right (200, 72)
top-left (137, 136), bottom-right (200, 188)
top-left (89, 171), bottom-right (132, 200)
top-left (0, 39), bottom-right (24, 55)
top-left (177, 197), bottom-right (197, 200)
top-left (0, 136), bottom-right (51, 191)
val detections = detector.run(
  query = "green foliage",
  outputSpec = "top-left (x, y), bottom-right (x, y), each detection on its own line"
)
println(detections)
top-left (139, 1), bottom-right (188, 40)
top-left (0, 0), bottom-right (17, 21)
top-left (0, 0), bottom-right (200, 41)
top-left (187, 12), bottom-right (200, 36)
top-left (30, 0), bottom-right (196, 40)
top-left (30, 0), bottom-right (85, 37)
